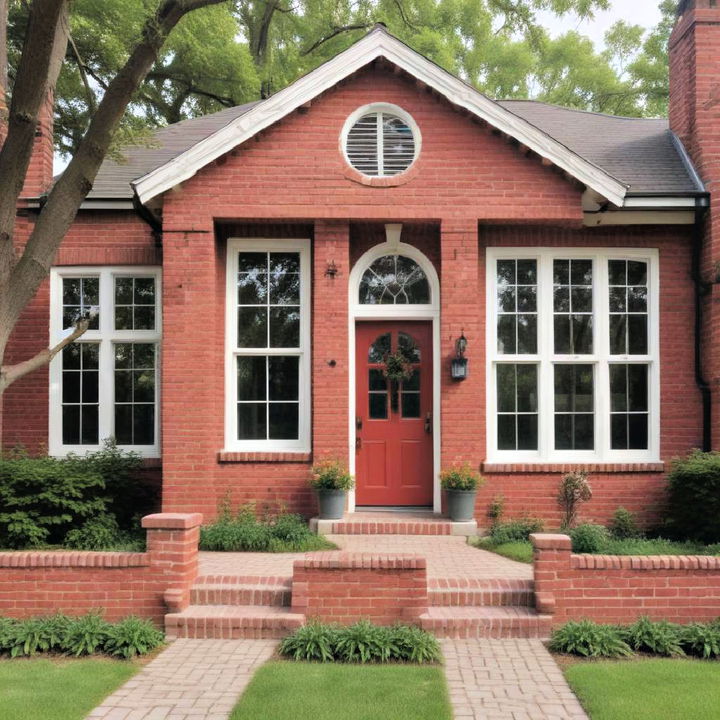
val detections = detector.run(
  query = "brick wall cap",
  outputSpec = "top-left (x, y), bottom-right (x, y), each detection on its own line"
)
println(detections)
top-left (0, 551), bottom-right (149, 568)
top-left (530, 533), bottom-right (572, 550)
top-left (293, 551), bottom-right (426, 570)
top-left (142, 512), bottom-right (203, 530)
top-left (570, 553), bottom-right (720, 571)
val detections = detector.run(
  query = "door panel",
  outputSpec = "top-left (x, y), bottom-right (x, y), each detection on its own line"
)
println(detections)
top-left (355, 321), bottom-right (433, 506)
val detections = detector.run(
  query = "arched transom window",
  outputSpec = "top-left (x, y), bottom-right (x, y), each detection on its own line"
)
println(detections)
top-left (359, 254), bottom-right (431, 305)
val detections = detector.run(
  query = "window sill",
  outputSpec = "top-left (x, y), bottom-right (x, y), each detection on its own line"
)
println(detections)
top-left (217, 451), bottom-right (312, 464)
top-left (481, 462), bottom-right (665, 474)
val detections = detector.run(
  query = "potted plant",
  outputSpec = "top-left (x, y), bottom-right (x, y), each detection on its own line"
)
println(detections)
top-left (440, 464), bottom-right (485, 522)
top-left (309, 460), bottom-right (354, 520)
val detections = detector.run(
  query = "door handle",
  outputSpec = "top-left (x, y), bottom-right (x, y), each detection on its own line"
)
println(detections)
top-left (424, 413), bottom-right (432, 434)
top-left (356, 436), bottom-right (362, 450)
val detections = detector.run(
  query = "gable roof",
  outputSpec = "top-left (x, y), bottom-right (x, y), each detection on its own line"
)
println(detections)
top-left (128, 25), bottom-right (630, 207)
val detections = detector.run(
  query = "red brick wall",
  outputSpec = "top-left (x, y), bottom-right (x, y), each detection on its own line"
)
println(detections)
top-left (532, 534), bottom-right (720, 625)
top-left (0, 513), bottom-right (201, 625)
top-left (291, 552), bottom-right (428, 624)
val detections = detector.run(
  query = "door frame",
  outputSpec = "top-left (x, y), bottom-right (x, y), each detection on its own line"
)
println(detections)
top-left (347, 238), bottom-right (441, 513)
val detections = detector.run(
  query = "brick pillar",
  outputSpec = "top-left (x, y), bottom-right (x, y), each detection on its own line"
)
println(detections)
top-left (530, 533), bottom-right (571, 618)
top-left (20, 92), bottom-right (54, 198)
top-left (440, 218), bottom-right (482, 481)
top-left (143, 512), bottom-right (203, 612)
top-left (313, 220), bottom-right (350, 462)
top-left (160, 210), bottom-right (220, 517)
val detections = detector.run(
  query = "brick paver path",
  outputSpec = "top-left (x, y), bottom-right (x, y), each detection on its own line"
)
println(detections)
top-left (442, 639), bottom-right (588, 720)
top-left (199, 535), bottom-right (532, 582)
top-left (86, 639), bottom-right (275, 720)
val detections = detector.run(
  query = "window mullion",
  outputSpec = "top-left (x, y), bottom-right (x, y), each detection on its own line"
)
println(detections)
top-left (595, 256), bottom-right (609, 460)
top-left (539, 254), bottom-right (554, 459)
top-left (377, 113), bottom-right (384, 177)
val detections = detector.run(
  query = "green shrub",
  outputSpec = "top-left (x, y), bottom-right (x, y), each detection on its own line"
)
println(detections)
top-left (279, 622), bottom-right (440, 664)
top-left (681, 623), bottom-right (720, 659)
top-left (64, 613), bottom-right (112, 656)
top-left (309, 460), bottom-right (354, 491)
top-left (487, 495), bottom-right (505, 525)
top-left (489, 518), bottom-right (544, 544)
top-left (103, 616), bottom-right (164, 658)
top-left (622, 617), bottom-right (684, 657)
top-left (570, 524), bottom-right (610, 553)
top-left (63, 513), bottom-right (143, 551)
top-left (5, 614), bottom-right (72, 658)
top-left (666, 450), bottom-right (720, 543)
top-left (550, 620), bottom-right (632, 658)
top-left (558, 470), bottom-right (592, 529)
top-left (609, 507), bottom-right (641, 540)
top-left (439, 464), bottom-right (484, 491)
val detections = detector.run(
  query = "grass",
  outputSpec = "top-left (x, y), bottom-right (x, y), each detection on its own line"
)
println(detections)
top-left (0, 656), bottom-right (138, 720)
top-left (230, 661), bottom-right (452, 720)
top-left (564, 658), bottom-right (720, 720)
top-left (471, 537), bottom-right (534, 563)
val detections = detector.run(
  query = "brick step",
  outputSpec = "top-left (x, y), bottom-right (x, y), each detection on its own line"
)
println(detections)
top-left (428, 580), bottom-right (535, 607)
top-left (419, 606), bottom-right (552, 639)
top-left (190, 577), bottom-right (292, 607)
top-left (311, 517), bottom-right (477, 536)
top-left (165, 605), bottom-right (305, 640)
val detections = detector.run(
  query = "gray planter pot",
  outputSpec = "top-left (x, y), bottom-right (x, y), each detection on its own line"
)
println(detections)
top-left (317, 489), bottom-right (347, 520)
top-left (446, 489), bottom-right (477, 522)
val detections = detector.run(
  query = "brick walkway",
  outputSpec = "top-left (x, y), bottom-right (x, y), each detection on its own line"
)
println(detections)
top-left (442, 639), bottom-right (588, 720)
top-left (86, 639), bottom-right (275, 720)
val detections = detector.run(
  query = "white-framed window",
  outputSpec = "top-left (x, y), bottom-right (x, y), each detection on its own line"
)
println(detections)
top-left (49, 267), bottom-right (162, 457)
top-left (224, 239), bottom-right (311, 453)
top-left (341, 103), bottom-right (421, 178)
top-left (486, 248), bottom-right (660, 464)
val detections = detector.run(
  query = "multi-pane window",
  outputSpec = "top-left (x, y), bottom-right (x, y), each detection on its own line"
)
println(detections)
top-left (50, 268), bottom-right (161, 456)
top-left (487, 249), bottom-right (658, 462)
top-left (227, 240), bottom-right (310, 451)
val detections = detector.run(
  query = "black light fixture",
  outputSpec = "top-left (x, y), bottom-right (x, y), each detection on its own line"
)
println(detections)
top-left (451, 331), bottom-right (469, 381)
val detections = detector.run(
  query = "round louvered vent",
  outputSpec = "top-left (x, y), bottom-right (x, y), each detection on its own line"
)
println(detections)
top-left (342, 104), bottom-right (419, 177)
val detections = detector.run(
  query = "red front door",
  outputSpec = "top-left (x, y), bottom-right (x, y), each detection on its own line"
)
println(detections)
top-left (355, 321), bottom-right (433, 506)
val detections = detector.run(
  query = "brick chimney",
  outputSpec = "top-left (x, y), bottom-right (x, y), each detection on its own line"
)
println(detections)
top-left (20, 91), bottom-right (55, 198)
top-left (669, 0), bottom-right (720, 448)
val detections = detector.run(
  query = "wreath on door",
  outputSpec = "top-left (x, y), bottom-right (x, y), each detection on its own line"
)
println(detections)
top-left (382, 350), bottom-right (414, 383)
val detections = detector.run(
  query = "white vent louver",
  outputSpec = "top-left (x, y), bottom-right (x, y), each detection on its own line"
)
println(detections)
top-left (346, 112), bottom-right (416, 177)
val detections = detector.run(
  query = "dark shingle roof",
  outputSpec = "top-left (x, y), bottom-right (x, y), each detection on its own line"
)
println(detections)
top-left (87, 97), bottom-right (701, 201)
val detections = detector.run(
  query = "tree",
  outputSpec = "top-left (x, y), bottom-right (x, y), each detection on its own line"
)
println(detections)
top-left (0, 0), bottom-right (231, 406)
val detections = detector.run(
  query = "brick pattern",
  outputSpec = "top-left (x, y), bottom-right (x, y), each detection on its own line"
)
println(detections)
top-left (166, 605), bottom-right (304, 639)
top-left (217, 452), bottom-right (311, 463)
top-left (428, 578), bottom-right (534, 607)
top-left (20, 92), bottom-right (54, 198)
top-left (482, 463), bottom-right (665, 474)
top-left (0, 513), bottom-right (201, 624)
top-left (291, 552), bottom-right (429, 624)
top-left (329, 520), bottom-right (452, 535)
top-left (531, 533), bottom-right (720, 624)
top-left (421, 607), bottom-right (552, 639)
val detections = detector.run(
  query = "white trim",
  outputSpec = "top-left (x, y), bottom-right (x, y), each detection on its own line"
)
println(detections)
top-left (622, 197), bottom-right (699, 209)
top-left (347, 240), bottom-right (441, 513)
top-left (132, 26), bottom-right (628, 207)
top-left (584, 210), bottom-right (695, 226)
top-left (223, 238), bottom-right (311, 453)
top-left (48, 266), bottom-right (162, 458)
top-left (485, 247), bottom-right (660, 465)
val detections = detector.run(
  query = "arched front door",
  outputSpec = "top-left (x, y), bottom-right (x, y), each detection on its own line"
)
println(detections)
top-left (355, 321), bottom-right (433, 506)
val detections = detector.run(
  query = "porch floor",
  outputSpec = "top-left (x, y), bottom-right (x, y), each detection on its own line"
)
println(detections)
top-left (198, 535), bottom-right (532, 583)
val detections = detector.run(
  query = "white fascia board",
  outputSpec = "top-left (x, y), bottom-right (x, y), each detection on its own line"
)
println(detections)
top-left (623, 196), bottom-right (699, 208)
top-left (132, 28), bottom-right (629, 207)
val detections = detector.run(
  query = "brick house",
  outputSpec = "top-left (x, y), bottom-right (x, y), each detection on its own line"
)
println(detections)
top-left (3, 1), bottom-right (719, 529)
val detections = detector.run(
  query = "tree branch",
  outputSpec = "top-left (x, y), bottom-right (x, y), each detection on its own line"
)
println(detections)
top-left (67, 33), bottom-right (97, 114)
top-left (0, 318), bottom-right (89, 393)
top-left (301, 24), bottom-right (370, 56)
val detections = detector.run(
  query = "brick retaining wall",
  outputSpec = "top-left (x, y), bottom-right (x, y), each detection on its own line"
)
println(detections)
top-left (0, 513), bottom-right (201, 625)
top-left (531, 533), bottom-right (720, 625)
top-left (291, 552), bottom-right (428, 624)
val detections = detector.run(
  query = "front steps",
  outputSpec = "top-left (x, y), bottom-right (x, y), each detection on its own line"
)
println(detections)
top-left (190, 575), bottom-right (292, 607)
top-left (420, 606), bottom-right (553, 639)
top-left (310, 512), bottom-right (478, 537)
top-left (428, 579), bottom-right (535, 608)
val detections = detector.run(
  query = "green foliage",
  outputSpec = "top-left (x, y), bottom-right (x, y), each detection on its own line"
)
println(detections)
top-left (439, 464), bottom-right (484, 492)
top-left (603, 537), bottom-right (720, 557)
top-left (103, 616), bottom-right (164, 659)
top-left (487, 495), bottom-right (505, 525)
top-left (622, 617), bottom-right (685, 657)
top-left (681, 622), bottom-right (720, 659)
top-left (309, 461), bottom-right (354, 491)
top-left (279, 622), bottom-right (440, 664)
top-left (199, 504), bottom-right (336, 552)
top-left (609, 507), bottom-right (641, 540)
top-left (558, 470), bottom-right (592, 529)
top-left (63, 514), bottom-right (144, 552)
top-left (570, 523), bottom-right (611, 553)
top-left (666, 450), bottom-right (720, 544)
top-left (550, 620), bottom-right (633, 658)
top-left (473, 538), bottom-right (534, 564)
top-left (489, 518), bottom-right (544, 544)
top-left (64, 613), bottom-right (112, 657)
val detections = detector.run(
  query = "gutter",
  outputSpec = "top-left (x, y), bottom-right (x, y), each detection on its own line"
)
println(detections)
top-left (132, 193), bottom-right (163, 248)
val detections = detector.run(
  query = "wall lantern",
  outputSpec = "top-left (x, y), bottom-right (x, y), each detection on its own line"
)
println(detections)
top-left (451, 331), bottom-right (469, 381)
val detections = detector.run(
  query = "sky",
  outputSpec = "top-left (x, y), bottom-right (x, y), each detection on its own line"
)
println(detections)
top-left (537, 0), bottom-right (663, 48)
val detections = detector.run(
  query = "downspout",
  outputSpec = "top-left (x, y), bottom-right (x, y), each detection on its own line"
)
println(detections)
top-left (691, 199), bottom-right (712, 451)
top-left (132, 192), bottom-right (163, 248)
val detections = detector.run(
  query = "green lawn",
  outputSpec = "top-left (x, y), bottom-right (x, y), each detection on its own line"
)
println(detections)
top-left (565, 658), bottom-right (720, 720)
top-left (471, 537), bottom-right (533, 563)
top-left (0, 657), bottom-right (137, 720)
top-left (231, 661), bottom-right (452, 720)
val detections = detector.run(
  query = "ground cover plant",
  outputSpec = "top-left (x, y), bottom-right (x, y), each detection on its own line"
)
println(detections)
top-left (0, 613), bottom-right (164, 659)
top-left (471, 515), bottom-right (543, 563)
top-left (0, 656), bottom-right (138, 720)
top-left (230, 661), bottom-right (452, 720)
top-left (564, 659), bottom-right (720, 720)
top-left (199, 501), bottom-right (336, 552)
top-left (279, 621), bottom-right (441, 664)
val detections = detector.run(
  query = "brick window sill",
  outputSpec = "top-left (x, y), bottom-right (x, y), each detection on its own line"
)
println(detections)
top-left (217, 451), bottom-right (312, 463)
top-left (481, 462), bottom-right (665, 474)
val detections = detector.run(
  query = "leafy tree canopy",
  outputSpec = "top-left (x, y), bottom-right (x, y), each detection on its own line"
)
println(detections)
top-left (6, 0), bottom-right (677, 156)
